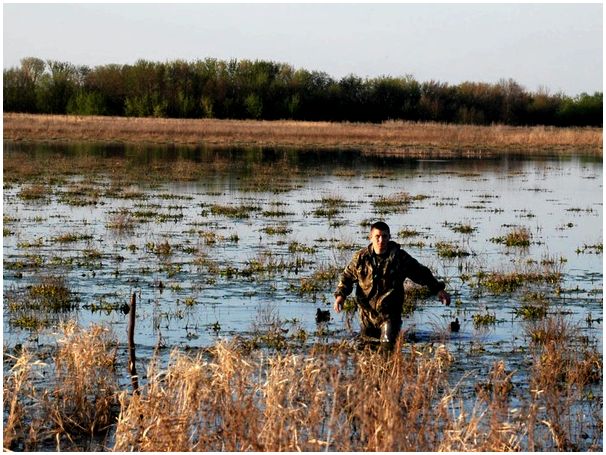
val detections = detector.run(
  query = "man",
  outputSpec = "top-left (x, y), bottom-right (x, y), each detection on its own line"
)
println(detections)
top-left (334, 221), bottom-right (450, 351)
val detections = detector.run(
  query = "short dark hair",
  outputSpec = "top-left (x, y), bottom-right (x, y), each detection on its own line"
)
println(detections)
top-left (370, 221), bottom-right (390, 233)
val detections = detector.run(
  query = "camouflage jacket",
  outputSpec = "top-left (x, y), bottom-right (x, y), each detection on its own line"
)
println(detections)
top-left (334, 241), bottom-right (445, 323)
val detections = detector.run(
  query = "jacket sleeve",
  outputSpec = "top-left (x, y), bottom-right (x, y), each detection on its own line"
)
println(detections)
top-left (401, 251), bottom-right (445, 294)
top-left (334, 251), bottom-right (360, 298)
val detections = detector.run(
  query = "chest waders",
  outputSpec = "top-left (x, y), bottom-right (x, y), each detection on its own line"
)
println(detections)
top-left (359, 253), bottom-right (402, 351)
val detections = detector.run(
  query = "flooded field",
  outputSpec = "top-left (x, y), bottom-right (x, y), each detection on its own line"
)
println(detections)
top-left (3, 142), bottom-right (603, 450)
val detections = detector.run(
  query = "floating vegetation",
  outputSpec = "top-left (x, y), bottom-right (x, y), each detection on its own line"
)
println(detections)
top-left (106, 209), bottom-right (136, 232)
top-left (491, 226), bottom-right (531, 247)
top-left (241, 251), bottom-right (311, 277)
top-left (5, 276), bottom-right (78, 331)
top-left (295, 265), bottom-right (341, 298)
top-left (238, 169), bottom-right (301, 193)
top-left (157, 193), bottom-right (194, 201)
top-left (83, 248), bottom-right (103, 260)
top-left (403, 283), bottom-right (432, 316)
top-left (209, 203), bottom-right (260, 219)
top-left (17, 238), bottom-right (44, 249)
top-left (514, 303), bottom-right (548, 320)
top-left (5, 254), bottom-right (45, 271)
top-left (53, 232), bottom-right (94, 243)
top-left (472, 311), bottom-right (497, 327)
top-left (566, 207), bottom-right (594, 213)
top-left (18, 183), bottom-right (49, 201)
top-left (156, 212), bottom-right (184, 223)
top-left (333, 240), bottom-right (358, 251)
top-left (288, 241), bottom-right (317, 255)
top-left (397, 228), bottom-right (421, 238)
top-left (312, 206), bottom-right (340, 218)
top-left (83, 297), bottom-right (130, 314)
top-left (183, 297), bottom-right (197, 307)
top-left (514, 292), bottom-right (549, 320)
top-left (435, 241), bottom-right (470, 258)
top-left (262, 208), bottom-right (295, 217)
top-left (403, 240), bottom-right (426, 249)
top-left (307, 194), bottom-right (346, 218)
top-left (448, 222), bottom-right (476, 234)
top-left (476, 261), bottom-right (562, 294)
top-left (58, 184), bottom-right (102, 206)
top-left (373, 192), bottom-right (429, 213)
top-left (146, 240), bottom-right (172, 255)
top-left (132, 209), bottom-right (158, 220)
top-left (27, 276), bottom-right (77, 312)
top-left (321, 195), bottom-right (346, 206)
top-left (576, 243), bottom-right (603, 254)
top-left (261, 225), bottom-right (292, 236)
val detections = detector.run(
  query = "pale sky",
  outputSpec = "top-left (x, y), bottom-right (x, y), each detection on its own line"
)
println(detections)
top-left (2, 2), bottom-right (603, 96)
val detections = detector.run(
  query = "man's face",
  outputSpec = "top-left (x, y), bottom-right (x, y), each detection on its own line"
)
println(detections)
top-left (370, 228), bottom-right (390, 254)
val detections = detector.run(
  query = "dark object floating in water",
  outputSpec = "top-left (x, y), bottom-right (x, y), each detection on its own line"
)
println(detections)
top-left (450, 318), bottom-right (460, 332)
top-left (316, 308), bottom-right (330, 323)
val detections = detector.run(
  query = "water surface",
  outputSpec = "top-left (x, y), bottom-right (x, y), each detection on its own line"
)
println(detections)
top-left (3, 143), bottom-right (602, 360)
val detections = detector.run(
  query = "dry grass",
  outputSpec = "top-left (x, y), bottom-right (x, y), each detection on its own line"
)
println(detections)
top-left (3, 321), bottom-right (602, 451)
top-left (524, 314), bottom-right (603, 450)
top-left (3, 322), bottom-right (119, 450)
top-left (4, 113), bottom-right (602, 156)
top-left (113, 341), bottom-right (461, 451)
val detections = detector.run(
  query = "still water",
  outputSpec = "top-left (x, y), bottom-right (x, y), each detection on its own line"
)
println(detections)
top-left (3, 144), bottom-right (603, 364)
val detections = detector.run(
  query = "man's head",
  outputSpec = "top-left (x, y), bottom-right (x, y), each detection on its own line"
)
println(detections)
top-left (369, 221), bottom-right (391, 255)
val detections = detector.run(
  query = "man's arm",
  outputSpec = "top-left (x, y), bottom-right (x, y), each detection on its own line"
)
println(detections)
top-left (402, 252), bottom-right (450, 305)
top-left (333, 252), bottom-right (360, 313)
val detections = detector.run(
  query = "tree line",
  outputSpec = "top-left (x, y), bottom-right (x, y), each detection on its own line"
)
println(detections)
top-left (3, 57), bottom-right (602, 127)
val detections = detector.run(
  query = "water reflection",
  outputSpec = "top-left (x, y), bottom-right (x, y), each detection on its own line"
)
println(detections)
top-left (6, 140), bottom-right (590, 180)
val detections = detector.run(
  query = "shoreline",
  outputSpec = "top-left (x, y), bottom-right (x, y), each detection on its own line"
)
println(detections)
top-left (3, 113), bottom-right (602, 157)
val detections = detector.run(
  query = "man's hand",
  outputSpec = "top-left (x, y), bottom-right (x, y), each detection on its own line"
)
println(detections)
top-left (334, 295), bottom-right (345, 313)
top-left (438, 289), bottom-right (451, 306)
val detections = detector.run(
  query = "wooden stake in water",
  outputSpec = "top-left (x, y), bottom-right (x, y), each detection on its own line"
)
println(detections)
top-left (128, 291), bottom-right (139, 394)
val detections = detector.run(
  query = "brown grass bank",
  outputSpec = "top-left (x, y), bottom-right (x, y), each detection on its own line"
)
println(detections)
top-left (4, 113), bottom-right (602, 157)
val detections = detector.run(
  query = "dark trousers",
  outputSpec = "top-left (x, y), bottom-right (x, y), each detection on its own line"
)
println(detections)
top-left (359, 310), bottom-right (402, 347)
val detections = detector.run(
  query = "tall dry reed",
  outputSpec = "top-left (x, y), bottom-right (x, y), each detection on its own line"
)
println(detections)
top-left (3, 322), bottom-right (119, 450)
top-left (4, 321), bottom-right (602, 451)
top-left (112, 340), bottom-right (525, 451)
top-left (524, 314), bottom-right (603, 450)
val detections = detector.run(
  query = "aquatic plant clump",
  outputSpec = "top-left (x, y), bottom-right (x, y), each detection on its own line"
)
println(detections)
top-left (17, 183), bottom-right (49, 201)
top-left (373, 192), bottom-right (429, 214)
top-left (475, 259), bottom-right (563, 294)
top-left (435, 241), bottom-right (471, 258)
top-left (27, 276), bottom-right (76, 312)
top-left (490, 226), bottom-right (532, 247)
top-left (5, 276), bottom-right (79, 331)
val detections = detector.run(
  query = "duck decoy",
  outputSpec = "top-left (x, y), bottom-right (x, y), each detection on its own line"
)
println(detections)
top-left (316, 308), bottom-right (331, 323)
top-left (450, 318), bottom-right (460, 332)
